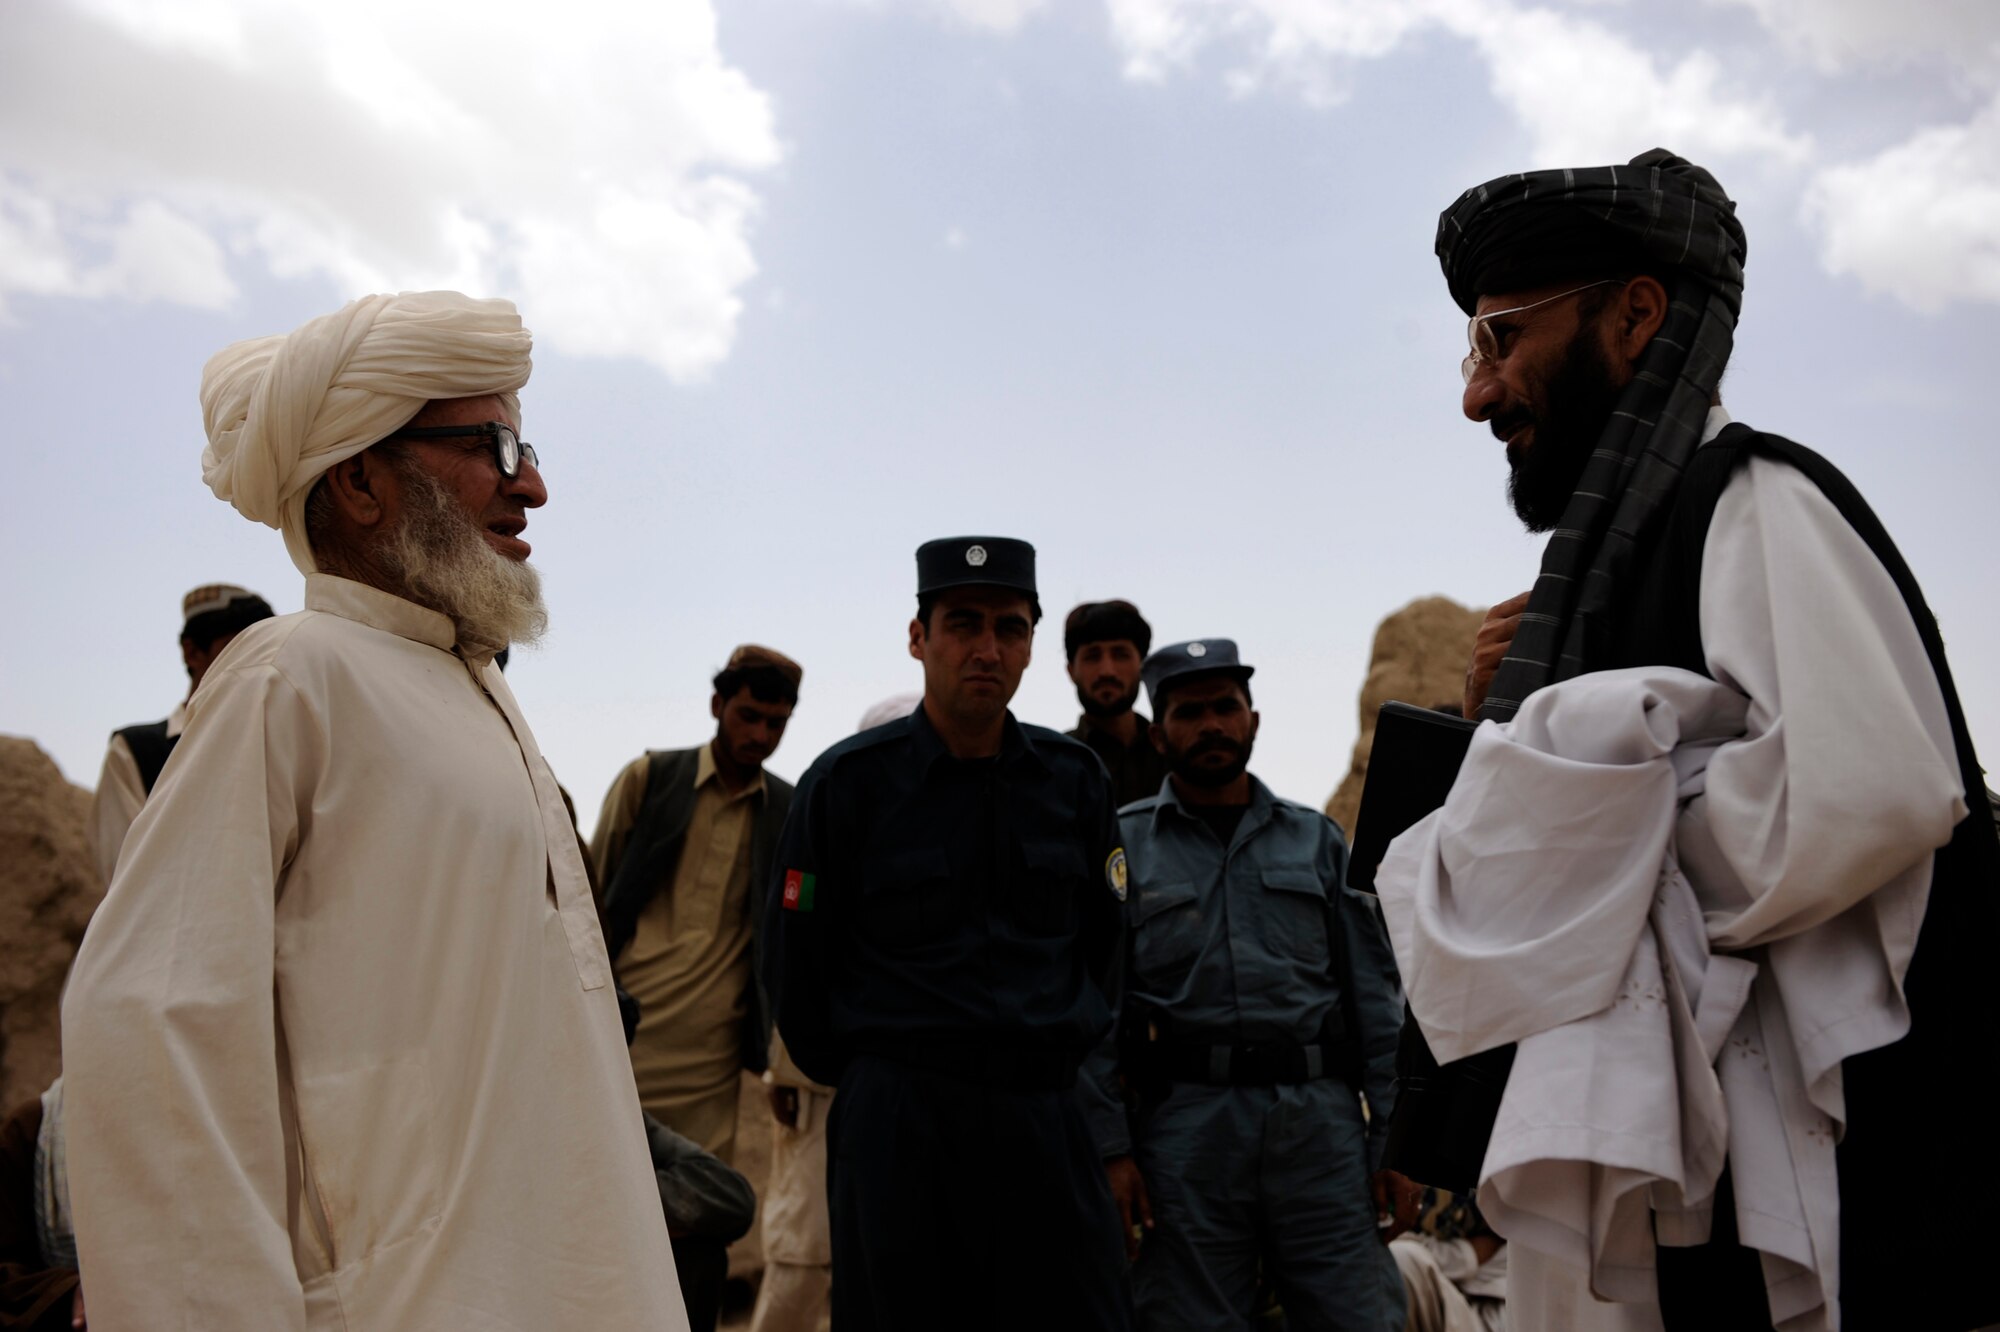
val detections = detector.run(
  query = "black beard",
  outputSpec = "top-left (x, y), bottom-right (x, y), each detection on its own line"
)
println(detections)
top-left (1165, 735), bottom-right (1252, 789)
top-left (1499, 326), bottom-right (1626, 533)
top-left (1077, 680), bottom-right (1140, 720)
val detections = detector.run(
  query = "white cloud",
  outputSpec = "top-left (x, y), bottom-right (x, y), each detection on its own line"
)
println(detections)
top-left (1804, 91), bottom-right (2000, 311)
top-left (0, 188), bottom-right (237, 311)
top-left (1450, 5), bottom-right (1810, 167)
top-left (942, 0), bottom-right (1048, 32)
top-left (1697, 1), bottom-right (2000, 313)
top-left (1711, 0), bottom-right (2000, 82)
top-left (1106, 0), bottom-right (1431, 101)
top-left (1103, 1), bottom-right (2000, 315)
top-left (1104, 0), bottom-right (1809, 163)
top-left (823, 0), bottom-right (1047, 34)
top-left (0, 0), bottom-right (780, 380)
top-left (944, 226), bottom-right (970, 249)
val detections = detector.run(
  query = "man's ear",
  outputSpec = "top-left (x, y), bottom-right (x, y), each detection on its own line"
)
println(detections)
top-left (1149, 720), bottom-right (1168, 755)
top-left (321, 449), bottom-right (398, 531)
top-left (1612, 276), bottom-right (1669, 368)
top-left (1248, 711), bottom-right (1261, 743)
top-left (710, 692), bottom-right (725, 722)
top-left (907, 618), bottom-right (925, 662)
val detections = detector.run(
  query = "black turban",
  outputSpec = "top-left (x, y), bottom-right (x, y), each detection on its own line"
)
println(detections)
top-left (1437, 148), bottom-right (1745, 317)
top-left (1436, 148), bottom-right (1747, 720)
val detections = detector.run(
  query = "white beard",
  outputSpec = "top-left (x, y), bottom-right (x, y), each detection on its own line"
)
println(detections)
top-left (378, 463), bottom-right (549, 652)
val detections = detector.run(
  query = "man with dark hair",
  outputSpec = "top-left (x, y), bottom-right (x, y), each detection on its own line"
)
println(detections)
top-left (761, 536), bottom-right (1129, 1331)
top-left (592, 643), bottom-right (802, 1163)
top-left (1374, 149), bottom-right (1997, 1331)
top-left (86, 582), bottom-right (275, 881)
top-left (1065, 599), bottom-right (1170, 808)
top-left (1082, 639), bottom-right (1408, 1332)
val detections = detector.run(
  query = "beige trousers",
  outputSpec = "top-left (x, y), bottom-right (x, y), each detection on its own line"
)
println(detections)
top-left (1392, 1234), bottom-right (1507, 1332)
top-left (747, 1085), bottom-right (833, 1332)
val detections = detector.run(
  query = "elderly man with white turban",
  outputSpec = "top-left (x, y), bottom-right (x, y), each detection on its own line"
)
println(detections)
top-left (60, 292), bottom-right (688, 1331)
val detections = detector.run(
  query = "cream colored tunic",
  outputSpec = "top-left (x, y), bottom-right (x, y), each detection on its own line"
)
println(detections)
top-left (61, 574), bottom-right (686, 1332)
top-left (85, 700), bottom-right (185, 885)
top-left (592, 746), bottom-right (760, 1161)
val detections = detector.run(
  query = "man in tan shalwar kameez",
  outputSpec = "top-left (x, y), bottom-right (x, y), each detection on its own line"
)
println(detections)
top-left (60, 291), bottom-right (687, 1331)
top-left (590, 645), bottom-right (801, 1164)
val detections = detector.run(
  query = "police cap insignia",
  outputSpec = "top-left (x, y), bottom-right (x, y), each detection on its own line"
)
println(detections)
top-left (914, 536), bottom-right (1039, 606)
top-left (1140, 638), bottom-right (1255, 715)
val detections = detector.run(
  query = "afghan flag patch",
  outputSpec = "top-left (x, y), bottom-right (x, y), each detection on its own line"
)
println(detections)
top-left (783, 868), bottom-right (817, 912)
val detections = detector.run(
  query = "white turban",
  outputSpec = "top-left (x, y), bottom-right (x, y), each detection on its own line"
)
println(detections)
top-left (200, 291), bottom-right (533, 574)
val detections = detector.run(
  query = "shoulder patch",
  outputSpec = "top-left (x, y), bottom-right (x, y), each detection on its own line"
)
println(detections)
top-left (782, 868), bottom-right (817, 912)
top-left (1105, 848), bottom-right (1128, 901)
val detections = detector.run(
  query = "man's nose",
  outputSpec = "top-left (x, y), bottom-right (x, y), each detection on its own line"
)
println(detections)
top-left (1462, 368), bottom-right (1505, 424)
top-left (506, 458), bottom-right (548, 508)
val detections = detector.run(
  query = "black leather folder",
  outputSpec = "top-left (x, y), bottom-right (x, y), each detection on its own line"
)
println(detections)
top-left (1347, 701), bottom-right (1478, 895)
top-left (1348, 700), bottom-right (1510, 1194)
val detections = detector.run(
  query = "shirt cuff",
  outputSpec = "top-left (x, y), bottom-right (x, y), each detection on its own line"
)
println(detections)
top-left (1086, 1108), bottom-right (1132, 1159)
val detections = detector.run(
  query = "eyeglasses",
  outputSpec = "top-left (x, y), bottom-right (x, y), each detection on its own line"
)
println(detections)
top-left (1461, 280), bottom-right (1621, 384)
top-left (391, 421), bottom-right (540, 479)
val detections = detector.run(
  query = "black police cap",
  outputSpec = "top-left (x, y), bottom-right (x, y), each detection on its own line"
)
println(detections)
top-left (915, 536), bottom-right (1037, 600)
top-left (1142, 638), bottom-right (1254, 714)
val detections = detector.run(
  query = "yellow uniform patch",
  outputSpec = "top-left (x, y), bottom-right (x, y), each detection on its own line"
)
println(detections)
top-left (1105, 847), bottom-right (1129, 901)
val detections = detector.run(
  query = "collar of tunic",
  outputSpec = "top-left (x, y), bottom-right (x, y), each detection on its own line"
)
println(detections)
top-left (696, 739), bottom-right (767, 802)
top-left (302, 573), bottom-right (482, 662)
top-left (905, 699), bottom-right (1049, 778)
top-left (1071, 710), bottom-right (1153, 755)
top-left (1148, 770), bottom-right (1279, 845)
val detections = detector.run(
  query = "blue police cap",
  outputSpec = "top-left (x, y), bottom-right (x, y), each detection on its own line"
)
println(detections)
top-left (915, 536), bottom-right (1037, 601)
top-left (1142, 638), bottom-right (1254, 713)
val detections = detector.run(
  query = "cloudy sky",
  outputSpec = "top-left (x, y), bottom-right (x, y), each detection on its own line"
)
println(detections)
top-left (4, 0), bottom-right (1997, 834)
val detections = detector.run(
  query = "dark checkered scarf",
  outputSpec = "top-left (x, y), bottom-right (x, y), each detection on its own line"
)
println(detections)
top-left (1436, 148), bottom-right (1747, 721)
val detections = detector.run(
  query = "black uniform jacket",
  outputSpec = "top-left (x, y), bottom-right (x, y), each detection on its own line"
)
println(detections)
top-left (760, 704), bottom-right (1124, 1088)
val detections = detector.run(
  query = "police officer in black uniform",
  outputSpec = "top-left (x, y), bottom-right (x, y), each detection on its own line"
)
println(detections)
top-left (761, 536), bottom-right (1130, 1331)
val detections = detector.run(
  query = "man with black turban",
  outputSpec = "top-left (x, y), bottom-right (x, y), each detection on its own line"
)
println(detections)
top-left (1373, 149), bottom-right (1999, 1331)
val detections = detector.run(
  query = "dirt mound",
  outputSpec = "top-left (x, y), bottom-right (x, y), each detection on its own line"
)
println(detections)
top-left (1325, 597), bottom-right (1484, 836)
top-left (0, 736), bottom-right (101, 1110)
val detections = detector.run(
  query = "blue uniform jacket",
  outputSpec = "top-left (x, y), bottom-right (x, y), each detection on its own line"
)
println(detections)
top-left (1078, 775), bottom-right (1405, 1163)
top-left (759, 704), bottom-right (1125, 1088)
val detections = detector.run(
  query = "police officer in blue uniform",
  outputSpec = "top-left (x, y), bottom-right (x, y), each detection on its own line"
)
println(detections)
top-left (761, 536), bottom-right (1130, 1331)
top-left (1078, 640), bottom-right (1413, 1332)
